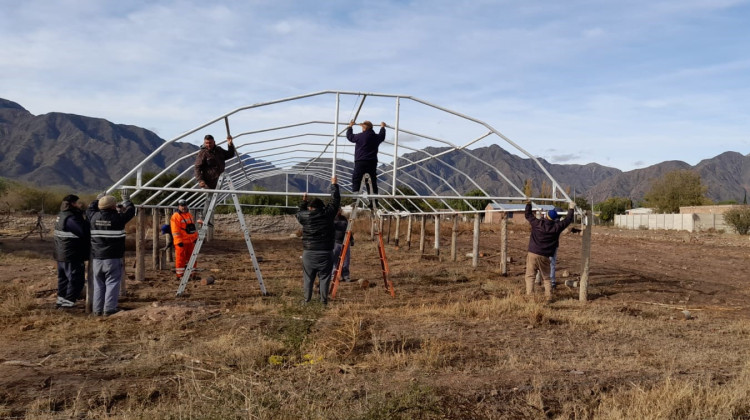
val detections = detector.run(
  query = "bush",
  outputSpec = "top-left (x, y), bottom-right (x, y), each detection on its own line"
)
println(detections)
top-left (723, 206), bottom-right (750, 235)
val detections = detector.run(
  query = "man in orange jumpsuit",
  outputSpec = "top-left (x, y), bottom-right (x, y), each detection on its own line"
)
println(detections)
top-left (170, 199), bottom-right (199, 279)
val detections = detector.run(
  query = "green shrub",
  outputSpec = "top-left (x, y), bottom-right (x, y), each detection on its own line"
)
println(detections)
top-left (723, 206), bottom-right (750, 235)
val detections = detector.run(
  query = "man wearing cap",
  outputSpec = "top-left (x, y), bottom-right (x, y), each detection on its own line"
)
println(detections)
top-left (170, 199), bottom-right (199, 279)
top-left (195, 134), bottom-right (235, 189)
top-left (296, 177), bottom-right (340, 305)
top-left (346, 120), bottom-right (386, 208)
top-left (87, 195), bottom-right (135, 316)
top-left (53, 194), bottom-right (90, 309)
top-left (524, 200), bottom-right (575, 300)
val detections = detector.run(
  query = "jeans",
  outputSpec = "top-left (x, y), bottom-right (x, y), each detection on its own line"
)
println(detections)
top-left (57, 260), bottom-right (86, 304)
top-left (332, 242), bottom-right (351, 281)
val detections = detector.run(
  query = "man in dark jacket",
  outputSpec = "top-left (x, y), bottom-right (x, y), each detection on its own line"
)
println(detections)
top-left (195, 134), bottom-right (235, 189)
top-left (296, 177), bottom-right (340, 305)
top-left (53, 194), bottom-right (90, 308)
top-left (346, 120), bottom-right (386, 207)
top-left (87, 195), bottom-right (135, 316)
top-left (524, 200), bottom-right (575, 298)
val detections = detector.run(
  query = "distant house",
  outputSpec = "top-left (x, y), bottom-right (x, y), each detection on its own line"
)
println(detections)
top-left (484, 203), bottom-right (556, 225)
top-left (625, 207), bottom-right (653, 215)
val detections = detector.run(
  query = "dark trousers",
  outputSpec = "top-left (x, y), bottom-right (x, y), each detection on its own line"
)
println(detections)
top-left (352, 160), bottom-right (378, 208)
top-left (302, 250), bottom-right (333, 304)
top-left (57, 261), bottom-right (86, 303)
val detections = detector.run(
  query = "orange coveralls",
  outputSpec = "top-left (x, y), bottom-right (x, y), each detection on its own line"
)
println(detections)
top-left (170, 210), bottom-right (199, 278)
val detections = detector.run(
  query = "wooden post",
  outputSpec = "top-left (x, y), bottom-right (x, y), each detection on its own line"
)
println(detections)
top-left (406, 215), bottom-right (413, 250)
top-left (86, 260), bottom-right (93, 313)
top-left (165, 209), bottom-right (173, 263)
top-left (419, 216), bottom-right (426, 253)
top-left (152, 208), bottom-right (158, 270)
top-left (135, 207), bottom-right (145, 283)
top-left (500, 213), bottom-right (508, 276)
top-left (451, 214), bottom-right (458, 262)
top-left (434, 215), bottom-right (440, 256)
top-left (579, 210), bottom-right (592, 302)
top-left (472, 214), bottom-right (480, 268)
top-left (394, 215), bottom-right (401, 247)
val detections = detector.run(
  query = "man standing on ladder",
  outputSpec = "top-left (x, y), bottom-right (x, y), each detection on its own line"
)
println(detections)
top-left (171, 199), bottom-right (198, 280)
top-left (195, 134), bottom-right (234, 189)
top-left (296, 177), bottom-right (340, 305)
top-left (347, 120), bottom-right (386, 209)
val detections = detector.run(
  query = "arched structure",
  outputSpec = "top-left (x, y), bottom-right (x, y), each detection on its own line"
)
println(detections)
top-left (107, 91), bottom-right (573, 212)
top-left (106, 91), bottom-right (579, 297)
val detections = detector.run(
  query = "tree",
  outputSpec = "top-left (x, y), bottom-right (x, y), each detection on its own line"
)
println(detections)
top-left (447, 189), bottom-right (491, 212)
top-left (643, 170), bottom-right (710, 213)
top-left (574, 197), bottom-right (591, 211)
top-left (594, 197), bottom-right (632, 223)
top-left (723, 206), bottom-right (750, 235)
top-left (523, 179), bottom-right (532, 198)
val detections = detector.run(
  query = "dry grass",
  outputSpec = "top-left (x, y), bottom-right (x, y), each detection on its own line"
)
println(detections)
top-left (3, 222), bottom-right (750, 418)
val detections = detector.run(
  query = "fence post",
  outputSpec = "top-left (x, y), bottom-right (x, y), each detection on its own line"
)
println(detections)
top-left (451, 214), bottom-right (458, 262)
top-left (152, 209), bottom-right (158, 270)
top-left (472, 214), bottom-right (480, 268)
top-left (419, 216), bottom-right (426, 253)
top-left (406, 215), bottom-right (413, 250)
top-left (579, 210), bottom-right (592, 302)
top-left (135, 207), bottom-right (145, 284)
top-left (500, 213), bottom-right (508, 276)
top-left (434, 215), bottom-right (440, 256)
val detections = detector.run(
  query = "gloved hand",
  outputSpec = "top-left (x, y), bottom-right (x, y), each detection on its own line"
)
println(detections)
top-left (121, 190), bottom-right (130, 201)
top-left (177, 243), bottom-right (184, 248)
top-left (570, 201), bottom-right (576, 210)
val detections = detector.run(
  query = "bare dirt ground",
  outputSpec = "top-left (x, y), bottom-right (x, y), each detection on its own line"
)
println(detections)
top-left (1, 213), bottom-right (750, 419)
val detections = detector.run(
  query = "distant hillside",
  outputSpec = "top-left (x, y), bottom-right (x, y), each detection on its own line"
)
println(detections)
top-left (1, 97), bottom-right (748, 203)
top-left (0, 98), bottom-right (197, 191)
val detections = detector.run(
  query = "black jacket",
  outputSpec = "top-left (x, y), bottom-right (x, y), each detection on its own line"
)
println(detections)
top-left (296, 184), bottom-right (341, 251)
top-left (525, 203), bottom-right (574, 257)
top-left (346, 127), bottom-right (386, 162)
top-left (333, 214), bottom-right (353, 246)
top-left (53, 203), bottom-right (90, 262)
top-left (87, 199), bottom-right (135, 259)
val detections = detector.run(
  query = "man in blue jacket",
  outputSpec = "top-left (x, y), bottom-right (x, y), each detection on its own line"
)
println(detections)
top-left (296, 177), bottom-right (340, 305)
top-left (87, 195), bottom-right (135, 316)
top-left (53, 194), bottom-right (90, 308)
top-left (524, 200), bottom-right (575, 299)
top-left (346, 120), bottom-right (386, 208)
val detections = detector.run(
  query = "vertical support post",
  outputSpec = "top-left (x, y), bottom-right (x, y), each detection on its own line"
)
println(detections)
top-left (451, 214), bottom-right (458, 262)
top-left (136, 167), bottom-right (142, 187)
top-left (285, 173), bottom-right (289, 207)
top-left (394, 215), bottom-right (401, 247)
top-left (333, 92), bottom-right (340, 178)
top-left (419, 216), bottom-right (426, 253)
top-left (135, 207), bottom-right (145, 282)
top-left (579, 210), bottom-right (592, 302)
top-left (391, 96), bottom-right (400, 196)
top-left (152, 208), bottom-right (158, 270)
top-left (406, 215), bottom-right (413, 250)
top-left (472, 214), bottom-right (480, 268)
top-left (165, 209), bottom-right (173, 263)
top-left (386, 216), bottom-right (392, 244)
top-left (434, 215), bottom-right (440, 256)
top-left (500, 213), bottom-right (508, 275)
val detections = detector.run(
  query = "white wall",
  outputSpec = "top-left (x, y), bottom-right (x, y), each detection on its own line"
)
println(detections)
top-left (614, 213), bottom-right (732, 233)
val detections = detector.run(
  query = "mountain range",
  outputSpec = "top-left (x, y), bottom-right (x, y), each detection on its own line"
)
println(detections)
top-left (1, 98), bottom-right (748, 204)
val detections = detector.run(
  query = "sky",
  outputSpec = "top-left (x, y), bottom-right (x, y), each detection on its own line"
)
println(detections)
top-left (1, 0), bottom-right (749, 172)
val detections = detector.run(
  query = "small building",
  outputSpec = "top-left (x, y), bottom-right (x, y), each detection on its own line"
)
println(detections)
top-left (625, 207), bottom-right (653, 215)
top-left (484, 203), bottom-right (556, 225)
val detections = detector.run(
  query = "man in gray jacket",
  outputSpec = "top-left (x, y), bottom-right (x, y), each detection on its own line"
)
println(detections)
top-left (87, 195), bottom-right (135, 316)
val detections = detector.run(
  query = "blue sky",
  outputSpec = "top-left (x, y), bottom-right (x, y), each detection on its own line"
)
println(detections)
top-left (1, 0), bottom-right (748, 171)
